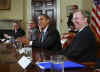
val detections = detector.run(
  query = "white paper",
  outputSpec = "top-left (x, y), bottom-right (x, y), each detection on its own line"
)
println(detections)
top-left (29, 41), bottom-right (32, 46)
top-left (18, 48), bottom-right (24, 54)
top-left (18, 56), bottom-right (32, 69)
top-left (5, 40), bottom-right (10, 43)
top-left (8, 36), bottom-right (12, 39)
top-left (36, 62), bottom-right (48, 69)
top-left (61, 39), bottom-right (68, 44)
top-left (1, 39), bottom-right (6, 42)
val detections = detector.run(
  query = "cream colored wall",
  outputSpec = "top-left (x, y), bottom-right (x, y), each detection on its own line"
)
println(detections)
top-left (0, 0), bottom-right (23, 20)
top-left (0, 0), bottom-right (93, 35)
top-left (0, 0), bottom-right (31, 34)
top-left (23, 0), bottom-right (32, 36)
top-left (0, 0), bottom-right (28, 31)
top-left (59, 0), bottom-right (83, 34)
top-left (82, 0), bottom-right (93, 12)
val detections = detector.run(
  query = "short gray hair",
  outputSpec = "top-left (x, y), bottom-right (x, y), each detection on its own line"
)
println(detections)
top-left (80, 10), bottom-right (90, 23)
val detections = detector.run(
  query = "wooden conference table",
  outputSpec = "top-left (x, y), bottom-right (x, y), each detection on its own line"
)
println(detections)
top-left (0, 42), bottom-right (96, 72)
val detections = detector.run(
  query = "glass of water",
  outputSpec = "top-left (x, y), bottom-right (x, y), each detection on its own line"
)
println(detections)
top-left (50, 55), bottom-right (65, 72)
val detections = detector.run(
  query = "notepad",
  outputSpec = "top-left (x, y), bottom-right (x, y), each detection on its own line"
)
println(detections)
top-left (18, 56), bottom-right (32, 69)
top-left (36, 61), bottom-right (85, 70)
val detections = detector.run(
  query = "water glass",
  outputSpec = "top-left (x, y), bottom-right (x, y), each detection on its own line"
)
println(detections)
top-left (50, 55), bottom-right (65, 72)
top-left (35, 52), bottom-right (41, 62)
top-left (23, 47), bottom-right (32, 61)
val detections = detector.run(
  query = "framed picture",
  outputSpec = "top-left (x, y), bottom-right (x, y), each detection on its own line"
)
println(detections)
top-left (0, 0), bottom-right (10, 10)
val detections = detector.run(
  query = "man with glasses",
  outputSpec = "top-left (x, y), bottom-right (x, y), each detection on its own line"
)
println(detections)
top-left (61, 11), bottom-right (96, 62)
top-left (4, 22), bottom-right (25, 39)
top-left (28, 20), bottom-right (39, 41)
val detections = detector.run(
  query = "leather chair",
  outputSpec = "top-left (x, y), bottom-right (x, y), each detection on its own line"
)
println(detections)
top-left (61, 32), bottom-right (75, 48)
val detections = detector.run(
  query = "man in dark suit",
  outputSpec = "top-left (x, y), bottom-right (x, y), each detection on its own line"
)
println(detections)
top-left (0, 32), bottom-right (4, 39)
top-left (4, 22), bottom-right (25, 39)
top-left (12, 22), bottom-right (25, 39)
top-left (32, 14), bottom-right (62, 52)
top-left (67, 5), bottom-right (79, 33)
top-left (61, 11), bottom-right (97, 62)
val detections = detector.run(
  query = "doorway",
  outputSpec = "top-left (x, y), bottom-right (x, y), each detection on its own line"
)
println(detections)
top-left (31, 0), bottom-right (56, 25)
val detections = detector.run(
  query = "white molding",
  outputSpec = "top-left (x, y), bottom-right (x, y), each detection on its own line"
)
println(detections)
top-left (56, 0), bottom-right (61, 34)
top-left (26, 0), bottom-right (32, 36)
top-left (26, 0), bottom-right (32, 22)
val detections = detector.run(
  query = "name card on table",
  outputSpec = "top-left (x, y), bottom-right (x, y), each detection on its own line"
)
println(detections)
top-left (18, 56), bottom-right (32, 69)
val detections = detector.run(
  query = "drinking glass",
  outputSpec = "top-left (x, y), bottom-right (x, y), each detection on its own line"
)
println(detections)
top-left (24, 48), bottom-right (32, 56)
top-left (50, 55), bottom-right (65, 72)
top-left (35, 52), bottom-right (41, 62)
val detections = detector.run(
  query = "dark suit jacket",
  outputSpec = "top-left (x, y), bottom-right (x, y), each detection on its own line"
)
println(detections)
top-left (12, 28), bottom-right (25, 39)
top-left (67, 13), bottom-right (73, 28)
top-left (0, 32), bottom-right (4, 39)
top-left (28, 28), bottom-right (39, 41)
top-left (61, 26), bottom-right (96, 62)
top-left (32, 25), bottom-right (62, 52)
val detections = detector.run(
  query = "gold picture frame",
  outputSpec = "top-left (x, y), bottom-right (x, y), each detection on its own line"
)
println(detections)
top-left (0, 0), bottom-right (10, 10)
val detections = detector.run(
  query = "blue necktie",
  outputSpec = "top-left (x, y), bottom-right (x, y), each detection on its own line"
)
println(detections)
top-left (41, 31), bottom-right (45, 42)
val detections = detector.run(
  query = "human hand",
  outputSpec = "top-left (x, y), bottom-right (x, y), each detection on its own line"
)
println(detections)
top-left (4, 34), bottom-right (9, 38)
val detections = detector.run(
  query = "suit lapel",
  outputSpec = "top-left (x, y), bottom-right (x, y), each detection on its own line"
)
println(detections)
top-left (40, 26), bottom-right (50, 42)
top-left (43, 31), bottom-right (48, 42)
top-left (39, 32), bottom-right (42, 42)
top-left (43, 26), bottom-right (50, 42)
top-left (39, 29), bottom-right (48, 42)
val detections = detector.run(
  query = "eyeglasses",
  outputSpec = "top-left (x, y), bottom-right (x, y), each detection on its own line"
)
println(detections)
top-left (72, 17), bottom-right (85, 21)
top-left (28, 23), bottom-right (35, 24)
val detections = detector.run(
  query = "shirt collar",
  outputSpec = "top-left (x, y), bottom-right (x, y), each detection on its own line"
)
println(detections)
top-left (79, 25), bottom-right (88, 32)
top-left (42, 25), bottom-right (48, 34)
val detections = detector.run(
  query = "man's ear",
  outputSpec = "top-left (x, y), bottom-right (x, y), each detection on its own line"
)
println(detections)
top-left (47, 19), bottom-right (50, 24)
